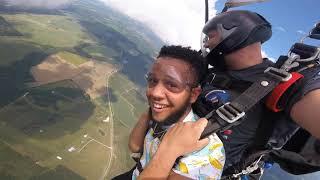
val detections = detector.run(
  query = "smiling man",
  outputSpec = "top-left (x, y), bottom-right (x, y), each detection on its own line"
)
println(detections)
top-left (118, 45), bottom-right (226, 180)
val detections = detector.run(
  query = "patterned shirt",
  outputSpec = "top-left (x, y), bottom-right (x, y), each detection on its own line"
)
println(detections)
top-left (132, 110), bottom-right (225, 180)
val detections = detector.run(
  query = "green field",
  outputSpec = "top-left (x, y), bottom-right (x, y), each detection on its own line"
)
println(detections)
top-left (110, 73), bottom-right (147, 123)
top-left (0, 39), bottom-right (43, 66)
top-left (1, 14), bottom-right (92, 48)
top-left (0, 0), bottom-right (160, 179)
top-left (0, 13), bottom-right (148, 180)
top-left (57, 51), bottom-right (88, 66)
top-left (0, 16), bottom-right (22, 36)
top-left (0, 80), bottom-right (113, 179)
top-left (107, 73), bottom-right (147, 178)
top-left (0, 141), bottom-right (44, 180)
top-left (82, 44), bottom-right (119, 58)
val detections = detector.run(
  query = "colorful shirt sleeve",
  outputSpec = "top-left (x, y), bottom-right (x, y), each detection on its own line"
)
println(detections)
top-left (173, 133), bottom-right (225, 180)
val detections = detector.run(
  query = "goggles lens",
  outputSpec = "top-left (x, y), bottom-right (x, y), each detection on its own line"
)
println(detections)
top-left (145, 73), bottom-right (195, 93)
top-left (200, 32), bottom-right (210, 57)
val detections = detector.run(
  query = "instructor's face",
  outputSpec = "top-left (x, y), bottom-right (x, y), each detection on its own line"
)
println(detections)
top-left (204, 30), bottom-right (223, 50)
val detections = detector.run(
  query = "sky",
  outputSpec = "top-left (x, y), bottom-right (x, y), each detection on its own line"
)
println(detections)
top-left (101, 0), bottom-right (217, 49)
top-left (4, 0), bottom-right (319, 60)
top-left (103, 0), bottom-right (320, 61)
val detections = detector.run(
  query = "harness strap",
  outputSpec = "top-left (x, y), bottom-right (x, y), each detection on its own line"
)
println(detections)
top-left (201, 68), bottom-right (289, 138)
top-left (290, 43), bottom-right (319, 59)
top-left (222, 108), bottom-right (279, 178)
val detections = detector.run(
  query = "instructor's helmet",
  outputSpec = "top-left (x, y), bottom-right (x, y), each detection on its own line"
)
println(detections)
top-left (201, 10), bottom-right (272, 67)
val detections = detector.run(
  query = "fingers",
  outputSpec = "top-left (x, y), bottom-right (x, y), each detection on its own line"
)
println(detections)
top-left (196, 118), bottom-right (208, 128)
top-left (194, 118), bottom-right (208, 136)
top-left (195, 118), bottom-right (209, 150)
top-left (160, 118), bottom-right (210, 157)
top-left (196, 137), bottom-right (209, 150)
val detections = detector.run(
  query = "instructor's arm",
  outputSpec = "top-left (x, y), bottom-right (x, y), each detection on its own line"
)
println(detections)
top-left (129, 110), bottom-right (150, 153)
top-left (291, 89), bottom-right (320, 139)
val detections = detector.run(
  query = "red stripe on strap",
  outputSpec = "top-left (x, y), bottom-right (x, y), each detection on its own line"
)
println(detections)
top-left (266, 72), bottom-right (304, 112)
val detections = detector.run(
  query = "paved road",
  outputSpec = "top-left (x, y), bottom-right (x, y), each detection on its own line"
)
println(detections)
top-left (99, 68), bottom-right (119, 180)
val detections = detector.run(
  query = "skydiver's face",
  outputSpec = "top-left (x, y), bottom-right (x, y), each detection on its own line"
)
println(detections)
top-left (204, 30), bottom-right (223, 50)
top-left (145, 57), bottom-right (201, 123)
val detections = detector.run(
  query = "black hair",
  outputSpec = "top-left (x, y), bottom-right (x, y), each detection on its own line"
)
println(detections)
top-left (157, 45), bottom-right (207, 85)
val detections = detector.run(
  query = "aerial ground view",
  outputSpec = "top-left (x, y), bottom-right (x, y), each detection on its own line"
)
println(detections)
top-left (0, 0), bottom-right (163, 179)
top-left (0, 0), bottom-right (320, 179)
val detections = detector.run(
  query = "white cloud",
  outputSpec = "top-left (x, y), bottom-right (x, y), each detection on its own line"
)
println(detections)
top-left (101, 0), bottom-right (217, 49)
top-left (262, 50), bottom-right (275, 61)
top-left (297, 30), bottom-right (307, 35)
top-left (274, 26), bottom-right (286, 32)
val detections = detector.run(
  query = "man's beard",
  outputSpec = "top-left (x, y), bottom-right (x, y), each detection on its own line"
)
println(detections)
top-left (157, 99), bottom-right (191, 126)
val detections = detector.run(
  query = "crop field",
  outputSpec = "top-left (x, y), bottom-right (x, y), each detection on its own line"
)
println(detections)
top-left (109, 73), bottom-right (147, 126)
top-left (82, 44), bottom-right (119, 59)
top-left (0, 39), bottom-right (43, 66)
top-left (107, 118), bottom-right (135, 178)
top-left (0, 1), bottom-right (158, 179)
top-left (1, 13), bottom-right (92, 48)
top-left (56, 51), bottom-right (88, 66)
top-left (106, 72), bottom-right (147, 178)
top-left (0, 80), bottom-right (112, 179)
top-left (0, 141), bottom-right (45, 180)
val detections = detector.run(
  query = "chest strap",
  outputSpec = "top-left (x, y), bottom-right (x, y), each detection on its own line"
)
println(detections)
top-left (201, 67), bottom-right (293, 138)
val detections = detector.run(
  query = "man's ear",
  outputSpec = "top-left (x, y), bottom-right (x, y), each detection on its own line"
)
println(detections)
top-left (190, 86), bottom-right (201, 104)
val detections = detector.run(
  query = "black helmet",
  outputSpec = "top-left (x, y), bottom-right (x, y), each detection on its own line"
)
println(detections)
top-left (201, 10), bottom-right (272, 66)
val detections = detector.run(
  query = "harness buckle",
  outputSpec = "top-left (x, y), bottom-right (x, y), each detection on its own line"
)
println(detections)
top-left (264, 67), bottom-right (292, 81)
top-left (216, 102), bottom-right (245, 123)
top-left (232, 155), bottom-right (265, 178)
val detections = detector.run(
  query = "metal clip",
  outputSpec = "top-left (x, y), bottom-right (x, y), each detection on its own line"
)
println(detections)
top-left (232, 155), bottom-right (264, 178)
top-left (281, 53), bottom-right (300, 71)
top-left (216, 102), bottom-right (245, 123)
top-left (264, 67), bottom-right (292, 82)
top-left (288, 44), bottom-right (320, 63)
top-left (209, 72), bottom-right (216, 84)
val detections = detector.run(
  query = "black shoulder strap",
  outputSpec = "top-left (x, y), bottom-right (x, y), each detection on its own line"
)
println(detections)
top-left (201, 67), bottom-right (290, 138)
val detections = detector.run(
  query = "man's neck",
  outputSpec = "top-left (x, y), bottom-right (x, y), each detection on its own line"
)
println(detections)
top-left (224, 42), bottom-right (263, 70)
top-left (177, 106), bottom-right (192, 123)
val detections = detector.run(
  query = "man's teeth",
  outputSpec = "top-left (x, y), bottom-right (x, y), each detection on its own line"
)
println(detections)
top-left (153, 104), bottom-right (167, 109)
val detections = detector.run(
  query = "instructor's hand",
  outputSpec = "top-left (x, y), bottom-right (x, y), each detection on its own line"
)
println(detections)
top-left (158, 118), bottom-right (210, 158)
